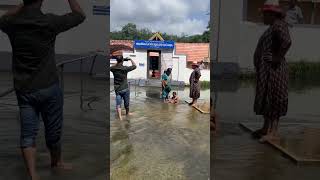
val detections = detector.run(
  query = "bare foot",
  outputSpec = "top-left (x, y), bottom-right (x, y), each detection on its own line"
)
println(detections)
top-left (269, 134), bottom-right (281, 142)
top-left (31, 174), bottom-right (40, 180)
top-left (252, 128), bottom-right (267, 139)
top-left (52, 162), bottom-right (72, 171)
top-left (126, 112), bottom-right (134, 116)
top-left (259, 135), bottom-right (272, 143)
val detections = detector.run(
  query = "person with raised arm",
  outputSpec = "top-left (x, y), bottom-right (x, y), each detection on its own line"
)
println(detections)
top-left (110, 56), bottom-right (137, 120)
top-left (0, 0), bottom-right (86, 179)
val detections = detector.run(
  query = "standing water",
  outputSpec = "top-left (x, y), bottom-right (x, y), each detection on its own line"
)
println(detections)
top-left (110, 85), bottom-right (210, 180)
top-left (0, 72), bottom-right (107, 180)
top-left (212, 79), bottom-right (320, 180)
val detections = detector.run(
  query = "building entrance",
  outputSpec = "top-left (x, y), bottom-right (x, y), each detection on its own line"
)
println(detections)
top-left (147, 50), bottom-right (161, 79)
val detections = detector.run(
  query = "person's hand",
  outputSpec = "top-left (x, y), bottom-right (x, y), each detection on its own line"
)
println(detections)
top-left (68, 0), bottom-right (86, 17)
top-left (130, 59), bottom-right (137, 66)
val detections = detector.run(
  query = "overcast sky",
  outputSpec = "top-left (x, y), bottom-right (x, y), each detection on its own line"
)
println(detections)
top-left (110, 0), bottom-right (210, 36)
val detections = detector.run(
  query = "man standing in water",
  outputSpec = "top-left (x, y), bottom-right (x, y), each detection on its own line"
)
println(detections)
top-left (110, 55), bottom-right (137, 120)
top-left (253, 0), bottom-right (291, 142)
top-left (0, 0), bottom-right (85, 179)
top-left (189, 61), bottom-right (201, 106)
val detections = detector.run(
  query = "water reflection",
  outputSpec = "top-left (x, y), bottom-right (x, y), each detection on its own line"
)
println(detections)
top-left (110, 86), bottom-right (210, 180)
top-left (0, 74), bottom-right (107, 180)
top-left (212, 79), bottom-right (320, 180)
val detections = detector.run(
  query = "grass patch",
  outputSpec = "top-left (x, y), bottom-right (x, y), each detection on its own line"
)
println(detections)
top-left (200, 81), bottom-right (210, 89)
top-left (240, 61), bottom-right (320, 80)
top-left (288, 61), bottom-right (320, 80)
top-left (185, 81), bottom-right (210, 89)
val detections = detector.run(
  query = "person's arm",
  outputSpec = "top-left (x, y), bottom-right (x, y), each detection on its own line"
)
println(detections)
top-left (174, 97), bottom-right (179, 103)
top-left (130, 59), bottom-right (137, 67)
top-left (49, 0), bottom-right (86, 34)
top-left (271, 24), bottom-right (292, 67)
top-left (68, 0), bottom-right (86, 17)
top-left (194, 70), bottom-right (201, 83)
top-left (0, 4), bottom-right (23, 32)
top-left (162, 80), bottom-right (167, 87)
top-left (125, 59), bottom-right (137, 72)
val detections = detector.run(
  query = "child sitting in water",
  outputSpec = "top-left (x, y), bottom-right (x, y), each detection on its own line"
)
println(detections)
top-left (168, 92), bottom-right (179, 104)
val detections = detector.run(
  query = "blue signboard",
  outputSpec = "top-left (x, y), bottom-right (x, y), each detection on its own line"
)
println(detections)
top-left (134, 40), bottom-right (175, 50)
top-left (93, 5), bottom-right (110, 16)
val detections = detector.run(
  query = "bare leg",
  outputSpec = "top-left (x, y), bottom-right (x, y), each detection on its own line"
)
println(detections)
top-left (259, 117), bottom-right (273, 143)
top-left (252, 116), bottom-right (269, 138)
top-left (22, 147), bottom-right (40, 180)
top-left (50, 148), bottom-right (72, 170)
top-left (117, 107), bottom-right (123, 120)
top-left (270, 118), bottom-right (280, 140)
top-left (193, 99), bottom-right (198, 106)
top-left (190, 98), bottom-right (198, 106)
top-left (262, 117), bottom-right (269, 133)
top-left (125, 108), bottom-right (133, 116)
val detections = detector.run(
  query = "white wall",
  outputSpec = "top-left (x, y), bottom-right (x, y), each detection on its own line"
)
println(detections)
top-left (172, 55), bottom-right (186, 82)
top-left (161, 50), bottom-right (174, 72)
top-left (215, 0), bottom-right (320, 71)
top-left (183, 69), bottom-right (210, 84)
top-left (126, 50), bottom-right (148, 79)
top-left (213, 0), bottom-right (243, 63)
top-left (0, 0), bottom-right (108, 55)
top-left (109, 49), bottom-right (211, 84)
top-left (0, 1), bottom-right (20, 5)
top-left (238, 22), bottom-right (320, 70)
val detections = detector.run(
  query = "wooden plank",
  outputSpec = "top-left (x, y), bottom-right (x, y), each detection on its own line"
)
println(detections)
top-left (185, 100), bottom-right (210, 114)
top-left (240, 122), bottom-right (320, 165)
top-left (239, 123), bottom-right (299, 164)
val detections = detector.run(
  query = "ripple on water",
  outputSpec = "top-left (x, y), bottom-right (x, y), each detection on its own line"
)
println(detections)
top-left (110, 87), bottom-right (210, 180)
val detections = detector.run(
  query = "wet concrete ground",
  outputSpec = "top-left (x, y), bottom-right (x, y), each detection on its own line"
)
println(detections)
top-left (0, 72), bottom-right (107, 180)
top-left (241, 122), bottom-right (320, 164)
top-left (212, 80), bottom-right (320, 180)
top-left (110, 86), bottom-right (210, 180)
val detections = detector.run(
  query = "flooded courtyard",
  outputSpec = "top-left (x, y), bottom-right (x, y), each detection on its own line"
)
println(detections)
top-left (110, 85), bottom-right (210, 180)
top-left (0, 72), bottom-right (107, 180)
top-left (212, 79), bottom-right (320, 180)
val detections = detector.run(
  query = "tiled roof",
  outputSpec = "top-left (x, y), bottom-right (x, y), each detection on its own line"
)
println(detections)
top-left (110, 40), bottom-right (133, 55)
top-left (110, 40), bottom-right (133, 48)
top-left (175, 43), bottom-right (210, 62)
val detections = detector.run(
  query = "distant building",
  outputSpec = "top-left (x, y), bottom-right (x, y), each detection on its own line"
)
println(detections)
top-left (213, 0), bottom-right (320, 72)
top-left (110, 33), bottom-right (210, 83)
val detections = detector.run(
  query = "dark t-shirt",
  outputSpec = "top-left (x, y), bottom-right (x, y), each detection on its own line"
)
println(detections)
top-left (110, 64), bottom-right (136, 93)
top-left (0, 6), bottom-right (85, 91)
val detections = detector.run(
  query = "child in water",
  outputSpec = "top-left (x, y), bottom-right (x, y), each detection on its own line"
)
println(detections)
top-left (168, 92), bottom-right (179, 104)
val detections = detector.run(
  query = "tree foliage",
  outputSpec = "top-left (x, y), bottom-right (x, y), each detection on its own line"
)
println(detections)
top-left (111, 23), bottom-right (210, 43)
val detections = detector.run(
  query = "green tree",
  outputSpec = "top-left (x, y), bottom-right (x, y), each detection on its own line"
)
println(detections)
top-left (121, 23), bottom-right (138, 40)
top-left (111, 23), bottom-right (210, 43)
top-left (201, 21), bottom-right (210, 43)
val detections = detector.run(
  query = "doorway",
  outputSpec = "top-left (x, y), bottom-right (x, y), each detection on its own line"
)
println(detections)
top-left (147, 50), bottom-right (161, 79)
